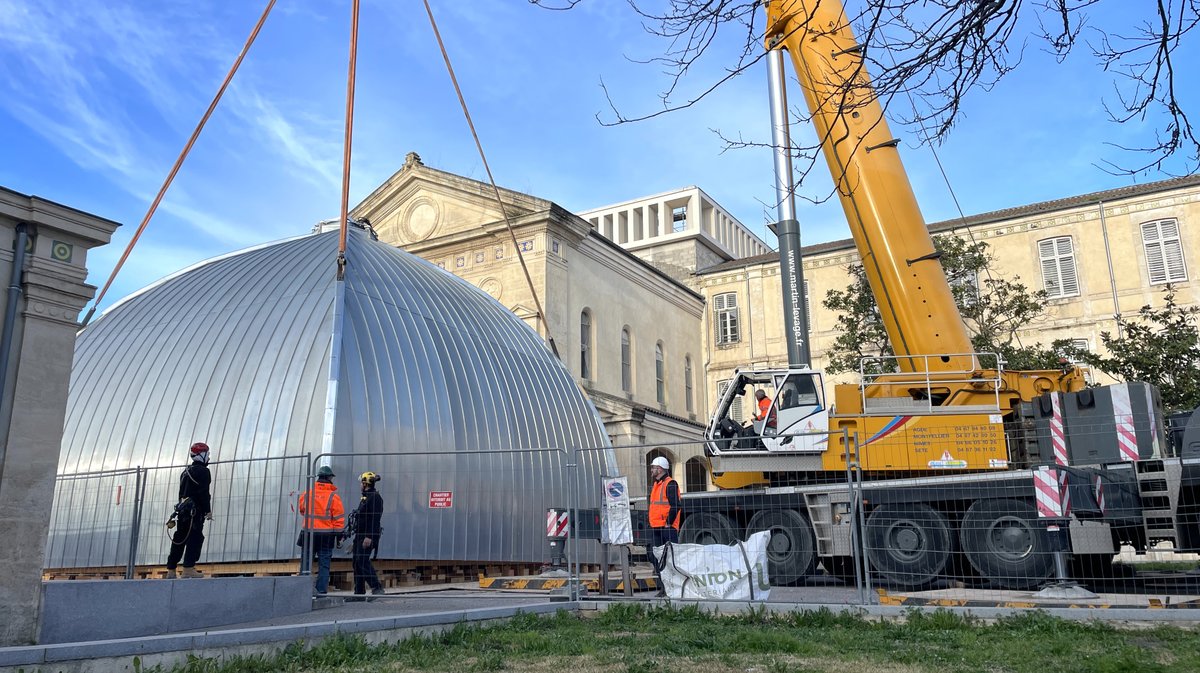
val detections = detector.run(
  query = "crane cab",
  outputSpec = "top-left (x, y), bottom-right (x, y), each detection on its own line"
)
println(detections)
top-left (705, 368), bottom-right (830, 455)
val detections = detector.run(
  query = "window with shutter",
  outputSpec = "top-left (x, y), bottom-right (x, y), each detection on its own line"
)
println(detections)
top-left (1038, 236), bottom-right (1079, 298)
top-left (713, 292), bottom-right (740, 344)
top-left (1142, 219), bottom-right (1187, 284)
top-left (717, 379), bottom-right (743, 422)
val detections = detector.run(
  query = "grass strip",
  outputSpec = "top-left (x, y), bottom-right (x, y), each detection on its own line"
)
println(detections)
top-left (151, 605), bottom-right (1200, 673)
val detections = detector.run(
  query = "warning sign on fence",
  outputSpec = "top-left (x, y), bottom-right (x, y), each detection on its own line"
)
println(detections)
top-left (429, 491), bottom-right (453, 509)
top-left (601, 476), bottom-right (632, 544)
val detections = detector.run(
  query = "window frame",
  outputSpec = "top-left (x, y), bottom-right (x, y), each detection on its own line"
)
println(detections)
top-left (621, 328), bottom-right (632, 393)
top-left (684, 355), bottom-right (694, 413)
top-left (1038, 236), bottom-right (1080, 299)
top-left (655, 342), bottom-right (666, 404)
top-left (579, 309), bottom-right (593, 380)
top-left (1142, 218), bottom-right (1187, 284)
top-left (717, 379), bottom-right (743, 422)
top-left (713, 292), bottom-right (740, 344)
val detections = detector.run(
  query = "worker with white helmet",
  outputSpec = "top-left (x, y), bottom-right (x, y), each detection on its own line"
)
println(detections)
top-left (647, 455), bottom-right (681, 593)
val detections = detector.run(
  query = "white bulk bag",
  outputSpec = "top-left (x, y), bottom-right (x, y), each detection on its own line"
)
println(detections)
top-left (655, 530), bottom-right (772, 601)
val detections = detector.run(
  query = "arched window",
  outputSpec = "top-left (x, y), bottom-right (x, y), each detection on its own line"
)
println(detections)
top-left (655, 342), bottom-right (666, 404)
top-left (580, 309), bottom-right (592, 380)
top-left (684, 355), bottom-right (694, 413)
top-left (685, 457), bottom-right (708, 493)
top-left (621, 328), bottom-right (632, 393)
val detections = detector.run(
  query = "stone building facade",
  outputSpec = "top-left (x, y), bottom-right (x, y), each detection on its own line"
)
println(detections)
top-left (352, 155), bottom-right (727, 495)
top-left (0, 187), bottom-right (118, 645)
top-left (354, 155), bottom-right (1200, 494)
top-left (696, 175), bottom-right (1200, 410)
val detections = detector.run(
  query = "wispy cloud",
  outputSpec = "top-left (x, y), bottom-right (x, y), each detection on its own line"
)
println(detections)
top-left (0, 1), bottom-right (342, 248)
top-left (225, 89), bottom-right (341, 190)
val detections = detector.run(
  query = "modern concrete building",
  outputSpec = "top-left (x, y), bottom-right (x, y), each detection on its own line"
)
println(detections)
top-left (579, 186), bottom-right (771, 283)
top-left (0, 187), bottom-right (118, 646)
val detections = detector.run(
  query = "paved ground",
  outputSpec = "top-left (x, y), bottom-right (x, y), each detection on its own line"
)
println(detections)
top-left (165, 564), bottom-right (1200, 637)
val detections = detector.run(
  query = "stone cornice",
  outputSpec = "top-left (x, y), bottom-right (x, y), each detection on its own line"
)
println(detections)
top-left (21, 262), bottom-right (97, 327)
top-left (0, 188), bottom-right (120, 247)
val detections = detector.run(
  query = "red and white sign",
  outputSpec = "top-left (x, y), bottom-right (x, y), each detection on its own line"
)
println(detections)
top-left (429, 491), bottom-right (453, 509)
top-left (1035, 465), bottom-right (1067, 519)
top-left (1093, 474), bottom-right (1106, 516)
top-left (1049, 393), bottom-right (1069, 467)
top-left (1111, 383), bottom-right (1140, 462)
top-left (546, 509), bottom-right (569, 538)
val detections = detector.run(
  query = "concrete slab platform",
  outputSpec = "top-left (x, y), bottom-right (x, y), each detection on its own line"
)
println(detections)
top-left (37, 575), bottom-right (312, 644)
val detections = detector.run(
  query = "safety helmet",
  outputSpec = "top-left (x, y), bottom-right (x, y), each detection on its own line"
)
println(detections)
top-left (651, 456), bottom-right (670, 471)
top-left (360, 471), bottom-right (380, 485)
top-left (316, 465), bottom-right (335, 478)
top-left (189, 442), bottom-right (209, 464)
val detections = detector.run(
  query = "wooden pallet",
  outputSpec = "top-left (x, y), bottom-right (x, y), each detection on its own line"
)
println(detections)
top-left (44, 559), bottom-right (542, 585)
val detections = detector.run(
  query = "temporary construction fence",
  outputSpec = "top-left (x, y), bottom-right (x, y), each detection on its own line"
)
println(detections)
top-left (295, 448), bottom-right (609, 588)
top-left (575, 424), bottom-right (1200, 609)
top-left (45, 427), bottom-right (1199, 610)
top-left (46, 455), bottom-right (309, 577)
top-left (45, 446), bottom-right (612, 589)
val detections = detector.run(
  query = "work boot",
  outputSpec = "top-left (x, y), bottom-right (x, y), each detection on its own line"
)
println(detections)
top-left (165, 569), bottom-right (177, 579)
top-left (181, 567), bottom-right (203, 579)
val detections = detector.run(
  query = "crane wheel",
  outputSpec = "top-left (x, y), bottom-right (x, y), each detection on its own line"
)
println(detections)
top-left (960, 499), bottom-right (1053, 589)
top-left (679, 512), bottom-right (737, 546)
top-left (745, 509), bottom-right (816, 586)
top-left (864, 504), bottom-right (951, 589)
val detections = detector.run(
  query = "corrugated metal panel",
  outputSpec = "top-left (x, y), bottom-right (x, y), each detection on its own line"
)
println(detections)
top-left (49, 228), bottom-right (613, 568)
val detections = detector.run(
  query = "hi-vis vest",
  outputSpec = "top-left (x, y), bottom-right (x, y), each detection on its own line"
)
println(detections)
top-left (649, 476), bottom-right (680, 529)
top-left (299, 481), bottom-right (346, 531)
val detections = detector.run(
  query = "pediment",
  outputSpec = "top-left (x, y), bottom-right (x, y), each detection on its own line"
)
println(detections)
top-left (354, 163), bottom-right (550, 247)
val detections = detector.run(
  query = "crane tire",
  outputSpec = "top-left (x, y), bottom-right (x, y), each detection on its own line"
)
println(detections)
top-left (745, 509), bottom-right (816, 586)
top-left (960, 499), bottom-right (1054, 589)
top-left (865, 504), bottom-right (952, 589)
top-left (679, 512), bottom-right (737, 546)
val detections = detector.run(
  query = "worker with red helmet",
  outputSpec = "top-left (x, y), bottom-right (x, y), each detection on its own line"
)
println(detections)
top-left (165, 442), bottom-right (213, 579)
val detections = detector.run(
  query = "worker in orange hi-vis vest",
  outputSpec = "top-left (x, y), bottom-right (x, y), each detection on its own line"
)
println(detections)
top-left (752, 389), bottom-right (777, 429)
top-left (298, 465), bottom-right (345, 596)
top-left (647, 456), bottom-right (681, 596)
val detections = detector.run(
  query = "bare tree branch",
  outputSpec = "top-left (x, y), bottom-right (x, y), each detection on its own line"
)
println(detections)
top-left (534, 0), bottom-right (1199, 177)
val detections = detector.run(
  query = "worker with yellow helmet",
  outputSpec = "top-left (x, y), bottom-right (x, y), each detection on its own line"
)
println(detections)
top-left (353, 470), bottom-right (386, 597)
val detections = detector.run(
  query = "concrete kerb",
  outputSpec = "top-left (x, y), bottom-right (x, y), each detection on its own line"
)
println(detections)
top-left (579, 598), bottom-right (1200, 624)
top-left (0, 601), bottom-right (576, 673)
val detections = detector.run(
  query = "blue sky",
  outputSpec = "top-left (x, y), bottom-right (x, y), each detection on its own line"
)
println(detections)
top-left (1, 1), bottom-right (1195, 312)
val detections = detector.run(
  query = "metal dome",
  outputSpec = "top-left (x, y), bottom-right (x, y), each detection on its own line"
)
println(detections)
top-left (48, 227), bottom-right (613, 568)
